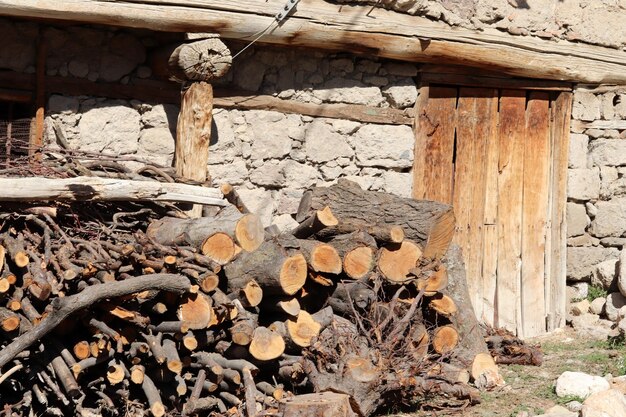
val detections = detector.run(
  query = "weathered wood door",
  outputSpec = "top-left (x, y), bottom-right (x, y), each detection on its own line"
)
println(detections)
top-left (413, 84), bottom-right (572, 337)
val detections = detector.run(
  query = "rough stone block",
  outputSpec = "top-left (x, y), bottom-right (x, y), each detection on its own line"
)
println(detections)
top-left (382, 78), bottom-right (418, 109)
top-left (354, 125), bottom-right (414, 168)
top-left (568, 234), bottom-right (600, 247)
top-left (208, 160), bottom-right (248, 186)
top-left (572, 92), bottom-right (601, 122)
top-left (556, 371), bottom-right (610, 399)
top-left (282, 160), bottom-right (321, 190)
top-left (141, 104), bottom-right (179, 129)
top-left (381, 171), bottom-right (412, 198)
top-left (600, 166), bottom-right (618, 199)
top-left (313, 78), bottom-right (385, 106)
top-left (246, 111), bottom-right (296, 160)
top-left (567, 202), bottom-right (589, 237)
top-left (581, 389), bottom-right (626, 417)
top-left (77, 103), bottom-right (140, 154)
top-left (567, 168), bottom-right (600, 200)
top-left (237, 188), bottom-right (275, 227)
top-left (590, 198), bottom-right (626, 238)
top-left (589, 297), bottom-right (606, 315)
top-left (138, 127), bottom-right (174, 166)
top-left (605, 292), bottom-right (626, 321)
top-left (568, 133), bottom-right (589, 169)
top-left (304, 121), bottom-right (354, 163)
top-left (591, 258), bottom-right (618, 290)
top-left (250, 160), bottom-right (285, 187)
top-left (590, 139), bottom-right (626, 167)
top-left (567, 246), bottom-right (620, 281)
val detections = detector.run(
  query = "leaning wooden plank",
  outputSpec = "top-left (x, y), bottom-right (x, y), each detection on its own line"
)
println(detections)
top-left (546, 92), bottom-right (572, 331)
top-left (496, 91), bottom-right (526, 335)
top-left (521, 92), bottom-right (551, 337)
top-left (481, 92), bottom-right (500, 327)
top-left (0, 0), bottom-right (623, 83)
top-left (0, 177), bottom-right (226, 206)
top-left (412, 85), bottom-right (457, 204)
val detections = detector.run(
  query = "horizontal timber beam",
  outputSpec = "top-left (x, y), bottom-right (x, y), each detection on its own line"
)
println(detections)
top-left (0, 70), bottom-right (413, 125)
top-left (0, 0), bottom-right (624, 84)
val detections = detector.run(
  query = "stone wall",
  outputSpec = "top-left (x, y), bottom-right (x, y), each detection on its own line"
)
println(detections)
top-left (2, 18), bottom-right (626, 300)
top-left (337, 0), bottom-right (626, 50)
top-left (566, 86), bottom-right (626, 299)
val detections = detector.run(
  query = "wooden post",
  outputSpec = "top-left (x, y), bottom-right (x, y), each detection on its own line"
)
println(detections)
top-left (30, 36), bottom-right (46, 164)
top-left (170, 36), bottom-right (231, 218)
top-left (175, 82), bottom-right (214, 218)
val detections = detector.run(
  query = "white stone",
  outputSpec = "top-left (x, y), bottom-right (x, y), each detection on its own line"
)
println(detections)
top-left (249, 160), bottom-right (285, 187)
top-left (556, 371), bottom-right (610, 399)
top-left (331, 119), bottom-right (361, 135)
top-left (590, 139), bottom-right (626, 167)
top-left (320, 164), bottom-right (343, 180)
top-left (572, 92), bottom-right (601, 122)
top-left (615, 94), bottom-right (626, 119)
top-left (275, 188), bottom-right (304, 215)
top-left (207, 111), bottom-right (241, 163)
top-left (77, 103), bottom-right (140, 154)
top-left (141, 104), bottom-right (178, 129)
top-left (569, 133), bottom-right (589, 169)
top-left (313, 78), bottom-right (385, 106)
top-left (246, 111), bottom-right (296, 160)
top-left (137, 127), bottom-right (175, 166)
top-left (567, 247), bottom-right (620, 281)
top-left (304, 121), bottom-right (354, 163)
top-left (381, 171), bottom-right (412, 198)
top-left (568, 168), bottom-right (600, 200)
top-left (343, 175), bottom-right (376, 190)
top-left (237, 188), bottom-right (274, 227)
top-left (605, 292), bottom-right (626, 322)
top-left (567, 202), bottom-right (590, 237)
top-left (566, 401), bottom-right (583, 412)
top-left (282, 160), bottom-right (321, 190)
top-left (382, 78), bottom-right (418, 108)
top-left (571, 282), bottom-right (590, 300)
top-left (591, 259), bottom-right (618, 290)
top-left (570, 313), bottom-right (613, 339)
top-left (270, 214), bottom-right (299, 234)
top-left (208, 159), bottom-right (248, 186)
top-left (590, 198), bottom-right (626, 238)
top-left (589, 297), bottom-right (606, 315)
top-left (600, 166), bottom-right (618, 199)
top-left (581, 388), bottom-right (626, 417)
top-left (586, 202), bottom-right (598, 218)
top-left (354, 125), bottom-right (414, 168)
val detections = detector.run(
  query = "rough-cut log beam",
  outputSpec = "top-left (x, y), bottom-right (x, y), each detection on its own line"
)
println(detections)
top-left (0, 177), bottom-right (225, 206)
top-left (0, 0), bottom-right (623, 83)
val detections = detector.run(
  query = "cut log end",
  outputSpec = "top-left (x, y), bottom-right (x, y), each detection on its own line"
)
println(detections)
top-left (287, 311), bottom-right (321, 348)
top-left (280, 253), bottom-right (308, 295)
top-left (235, 214), bottom-right (264, 252)
top-left (178, 293), bottom-right (213, 330)
top-left (428, 294), bottom-right (457, 317)
top-left (249, 326), bottom-right (286, 361)
top-left (343, 246), bottom-right (375, 280)
top-left (242, 280), bottom-right (263, 307)
top-left (378, 240), bottom-right (422, 282)
top-left (416, 265), bottom-right (449, 293)
top-left (432, 325), bottom-right (459, 354)
top-left (310, 244), bottom-right (342, 274)
top-left (201, 233), bottom-right (236, 265)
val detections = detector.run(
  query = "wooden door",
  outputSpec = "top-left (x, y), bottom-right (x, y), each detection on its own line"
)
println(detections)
top-left (413, 84), bottom-right (571, 337)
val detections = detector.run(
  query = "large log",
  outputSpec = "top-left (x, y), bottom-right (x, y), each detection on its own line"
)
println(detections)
top-left (0, 177), bottom-right (225, 206)
top-left (298, 179), bottom-right (454, 259)
top-left (0, 0), bottom-right (624, 83)
top-left (147, 206), bottom-right (264, 262)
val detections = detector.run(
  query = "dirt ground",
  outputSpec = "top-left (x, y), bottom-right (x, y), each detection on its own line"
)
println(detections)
top-left (388, 327), bottom-right (626, 417)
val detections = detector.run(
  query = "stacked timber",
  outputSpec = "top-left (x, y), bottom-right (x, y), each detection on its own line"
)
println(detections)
top-left (0, 179), bottom-right (501, 417)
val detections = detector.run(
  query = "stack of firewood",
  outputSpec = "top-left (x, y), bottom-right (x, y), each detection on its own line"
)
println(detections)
top-left (0, 178), bottom-right (502, 417)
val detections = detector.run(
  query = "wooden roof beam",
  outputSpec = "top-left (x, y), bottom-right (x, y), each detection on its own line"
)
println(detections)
top-left (0, 0), bottom-right (624, 83)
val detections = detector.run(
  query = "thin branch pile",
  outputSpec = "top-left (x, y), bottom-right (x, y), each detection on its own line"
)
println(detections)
top-left (0, 177), bottom-right (503, 417)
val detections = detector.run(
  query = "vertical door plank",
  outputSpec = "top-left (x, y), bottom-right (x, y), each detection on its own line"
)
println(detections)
top-left (452, 88), bottom-right (496, 318)
top-left (412, 86), bottom-right (457, 204)
top-left (496, 90), bottom-right (526, 334)
top-left (480, 90), bottom-right (500, 326)
top-left (521, 92), bottom-right (551, 337)
top-left (546, 92), bottom-right (572, 331)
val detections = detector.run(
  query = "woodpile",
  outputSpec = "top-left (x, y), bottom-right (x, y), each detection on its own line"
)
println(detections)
top-left (0, 178), bottom-right (502, 417)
